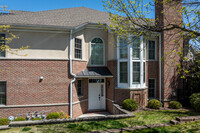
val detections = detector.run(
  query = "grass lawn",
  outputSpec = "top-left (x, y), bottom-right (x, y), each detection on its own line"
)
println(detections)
top-left (1, 110), bottom-right (199, 133)
top-left (126, 121), bottom-right (200, 133)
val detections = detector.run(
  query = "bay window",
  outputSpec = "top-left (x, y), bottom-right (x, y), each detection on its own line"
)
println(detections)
top-left (118, 36), bottom-right (146, 89)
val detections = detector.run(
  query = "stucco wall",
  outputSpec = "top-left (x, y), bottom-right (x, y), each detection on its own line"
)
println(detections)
top-left (7, 31), bottom-right (69, 59)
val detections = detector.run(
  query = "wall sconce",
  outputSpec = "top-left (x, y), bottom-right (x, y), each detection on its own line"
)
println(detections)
top-left (39, 76), bottom-right (44, 82)
top-left (107, 81), bottom-right (110, 87)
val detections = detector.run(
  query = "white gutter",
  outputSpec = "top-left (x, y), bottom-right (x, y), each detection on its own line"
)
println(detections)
top-left (159, 32), bottom-right (162, 103)
top-left (69, 29), bottom-right (76, 118)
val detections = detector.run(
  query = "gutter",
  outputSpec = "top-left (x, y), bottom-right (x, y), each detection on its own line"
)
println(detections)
top-left (159, 32), bottom-right (162, 103)
top-left (69, 29), bottom-right (76, 118)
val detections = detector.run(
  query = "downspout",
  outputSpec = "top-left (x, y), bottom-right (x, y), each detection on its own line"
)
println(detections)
top-left (159, 32), bottom-right (162, 103)
top-left (69, 29), bottom-right (76, 118)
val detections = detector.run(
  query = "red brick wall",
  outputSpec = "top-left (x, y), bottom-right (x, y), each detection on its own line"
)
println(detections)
top-left (0, 59), bottom-right (89, 118)
top-left (106, 78), bottom-right (114, 114)
top-left (0, 60), bottom-right (70, 105)
top-left (155, 0), bottom-right (183, 106)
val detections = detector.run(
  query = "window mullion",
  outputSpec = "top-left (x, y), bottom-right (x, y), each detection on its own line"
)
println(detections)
top-left (140, 36), bottom-right (144, 87)
top-left (129, 43), bottom-right (132, 87)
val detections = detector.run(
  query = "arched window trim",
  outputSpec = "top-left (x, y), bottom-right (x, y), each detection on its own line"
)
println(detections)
top-left (90, 37), bottom-right (105, 66)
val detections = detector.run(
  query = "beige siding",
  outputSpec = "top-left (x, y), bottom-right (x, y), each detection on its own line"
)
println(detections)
top-left (107, 33), bottom-right (117, 60)
top-left (6, 28), bottom-right (117, 62)
top-left (7, 31), bottom-right (69, 59)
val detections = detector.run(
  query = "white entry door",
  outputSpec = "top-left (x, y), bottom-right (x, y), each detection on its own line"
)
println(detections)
top-left (88, 79), bottom-right (105, 110)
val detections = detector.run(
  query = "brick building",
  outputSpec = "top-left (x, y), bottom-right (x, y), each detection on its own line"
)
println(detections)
top-left (0, 1), bottom-right (183, 118)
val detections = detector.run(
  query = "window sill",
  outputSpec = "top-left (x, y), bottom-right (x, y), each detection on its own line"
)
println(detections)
top-left (73, 58), bottom-right (87, 62)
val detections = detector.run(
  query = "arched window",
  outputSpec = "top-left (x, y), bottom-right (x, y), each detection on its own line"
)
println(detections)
top-left (91, 38), bottom-right (104, 65)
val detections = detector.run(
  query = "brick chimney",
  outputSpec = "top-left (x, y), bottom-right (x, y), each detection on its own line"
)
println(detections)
top-left (155, 0), bottom-right (183, 107)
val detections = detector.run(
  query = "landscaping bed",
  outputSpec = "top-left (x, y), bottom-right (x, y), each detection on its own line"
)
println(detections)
top-left (1, 110), bottom-right (199, 133)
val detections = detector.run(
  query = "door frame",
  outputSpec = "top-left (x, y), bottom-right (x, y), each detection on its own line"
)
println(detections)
top-left (88, 78), bottom-right (106, 111)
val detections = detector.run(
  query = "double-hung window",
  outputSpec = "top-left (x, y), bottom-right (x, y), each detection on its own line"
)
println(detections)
top-left (148, 79), bottom-right (156, 99)
top-left (77, 80), bottom-right (83, 97)
top-left (74, 38), bottom-right (82, 59)
top-left (119, 38), bottom-right (128, 83)
top-left (148, 40), bottom-right (156, 60)
top-left (0, 34), bottom-right (6, 57)
top-left (0, 82), bottom-right (6, 105)
top-left (118, 36), bottom-right (146, 88)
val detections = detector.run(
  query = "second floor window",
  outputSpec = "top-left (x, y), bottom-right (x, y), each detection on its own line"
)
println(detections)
top-left (148, 40), bottom-right (156, 60)
top-left (0, 34), bottom-right (6, 57)
top-left (91, 38), bottom-right (104, 65)
top-left (74, 38), bottom-right (82, 59)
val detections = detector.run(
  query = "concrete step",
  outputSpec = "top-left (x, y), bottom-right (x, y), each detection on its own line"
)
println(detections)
top-left (170, 120), bottom-right (180, 125)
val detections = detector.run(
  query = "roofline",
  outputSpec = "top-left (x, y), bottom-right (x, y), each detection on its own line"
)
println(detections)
top-left (0, 22), bottom-right (109, 33)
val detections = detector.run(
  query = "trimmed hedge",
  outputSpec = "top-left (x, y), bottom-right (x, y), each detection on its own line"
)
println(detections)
top-left (190, 93), bottom-right (200, 111)
top-left (122, 99), bottom-right (138, 111)
top-left (32, 118), bottom-right (42, 121)
top-left (169, 101), bottom-right (182, 109)
top-left (46, 112), bottom-right (60, 119)
top-left (0, 118), bottom-right (10, 125)
top-left (148, 99), bottom-right (162, 109)
top-left (13, 117), bottom-right (26, 121)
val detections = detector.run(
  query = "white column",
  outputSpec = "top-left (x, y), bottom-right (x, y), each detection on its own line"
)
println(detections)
top-left (140, 36), bottom-right (144, 87)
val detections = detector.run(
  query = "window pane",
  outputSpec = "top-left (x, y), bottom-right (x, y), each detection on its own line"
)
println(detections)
top-left (91, 38), bottom-right (104, 65)
top-left (0, 34), bottom-right (5, 57)
top-left (0, 82), bottom-right (6, 105)
top-left (148, 40), bottom-right (155, 60)
top-left (77, 80), bottom-right (83, 97)
top-left (133, 62), bottom-right (140, 83)
top-left (132, 38), bottom-right (140, 59)
top-left (74, 38), bottom-right (82, 59)
top-left (120, 62), bottom-right (128, 83)
top-left (119, 38), bottom-right (128, 59)
top-left (148, 79), bottom-right (155, 98)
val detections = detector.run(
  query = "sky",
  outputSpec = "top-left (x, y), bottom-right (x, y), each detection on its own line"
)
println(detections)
top-left (1, 0), bottom-right (105, 12)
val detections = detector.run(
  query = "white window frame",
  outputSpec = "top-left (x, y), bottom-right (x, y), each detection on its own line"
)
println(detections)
top-left (148, 78), bottom-right (156, 99)
top-left (0, 33), bottom-right (6, 58)
top-left (90, 37), bottom-right (105, 66)
top-left (74, 38), bottom-right (82, 59)
top-left (148, 39), bottom-right (157, 61)
top-left (117, 36), bottom-right (146, 89)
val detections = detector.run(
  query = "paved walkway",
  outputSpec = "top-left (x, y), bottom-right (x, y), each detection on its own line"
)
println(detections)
top-left (78, 112), bottom-right (110, 118)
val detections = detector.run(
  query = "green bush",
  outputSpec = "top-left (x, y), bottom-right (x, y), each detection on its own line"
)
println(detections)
top-left (13, 117), bottom-right (26, 121)
top-left (169, 101), bottom-right (182, 109)
top-left (190, 93), bottom-right (200, 111)
top-left (32, 118), bottom-right (42, 121)
top-left (46, 112), bottom-right (60, 119)
top-left (0, 118), bottom-right (10, 125)
top-left (148, 99), bottom-right (162, 109)
top-left (122, 99), bottom-right (138, 111)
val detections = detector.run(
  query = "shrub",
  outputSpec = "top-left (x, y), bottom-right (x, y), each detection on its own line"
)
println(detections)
top-left (148, 99), bottom-right (162, 109)
top-left (0, 118), bottom-right (10, 125)
top-left (46, 112), bottom-right (60, 119)
top-left (58, 111), bottom-right (70, 119)
top-left (169, 101), bottom-right (182, 109)
top-left (32, 118), bottom-right (42, 121)
top-left (13, 117), bottom-right (26, 121)
top-left (190, 93), bottom-right (200, 111)
top-left (122, 99), bottom-right (138, 111)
